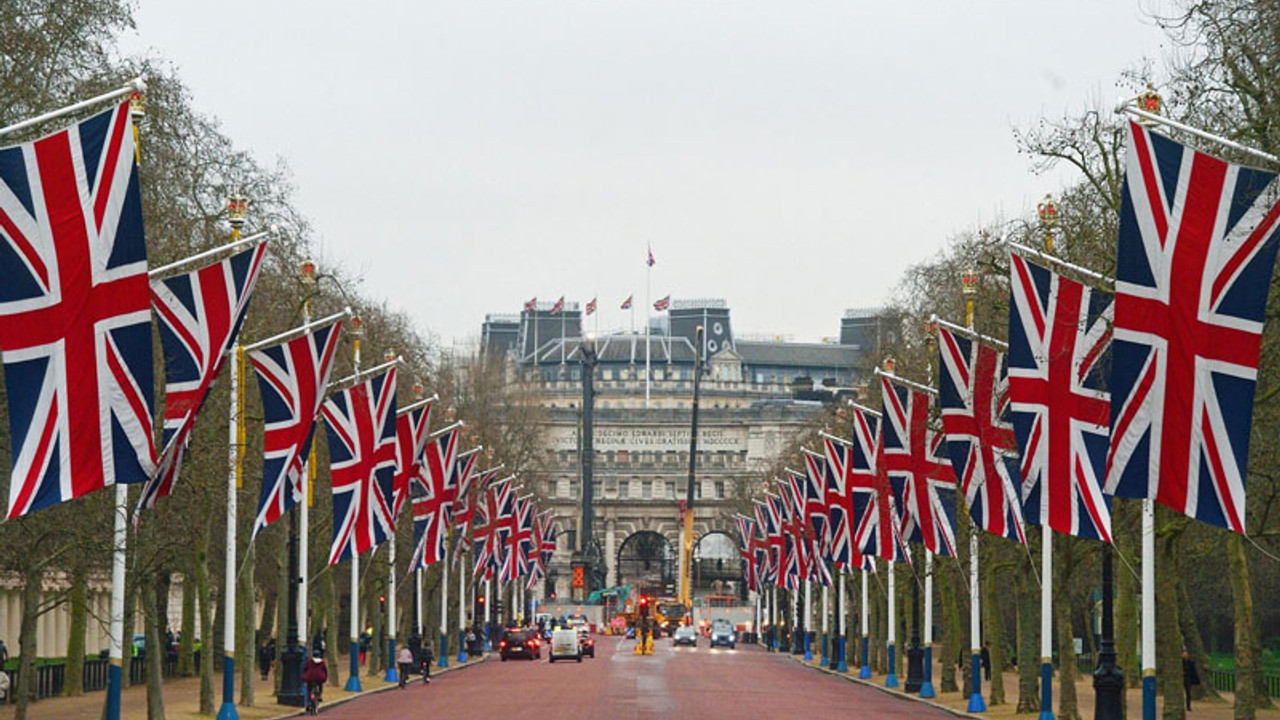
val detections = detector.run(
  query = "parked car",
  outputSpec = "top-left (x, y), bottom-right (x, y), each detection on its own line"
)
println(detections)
top-left (709, 619), bottom-right (736, 649)
top-left (672, 625), bottom-right (698, 647)
top-left (549, 628), bottom-right (582, 663)
top-left (499, 630), bottom-right (540, 661)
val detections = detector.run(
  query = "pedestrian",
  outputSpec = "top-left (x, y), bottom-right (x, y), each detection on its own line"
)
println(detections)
top-left (466, 627), bottom-right (477, 657)
top-left (396, 645), bottom-right (414, 689)
top-left (1182, 651), bottom-right (1200, 711)
top-left (981, 641), bottom-right (991, 681)
top-left (0, 639), bottom-right (9, 668)
top-left (258, 638), bottom-right (275, 680)
top-left (420, 643), bottom-right (434, 684)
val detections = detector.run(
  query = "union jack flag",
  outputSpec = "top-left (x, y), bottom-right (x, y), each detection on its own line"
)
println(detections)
top-left (524, 297), bottom-right (537, 312)
top-left (779, 478), bottom-right (810, 588)
top-left (550, 296), bottom-right (564, 315)
top-left (501, 496), bottom-right (535, 583)
top-left (753, 499), bottom-right (780, 586)
top-left (414, 427), bottom-right (460, 565)
top-left (0, 101), bottom-right (156, 518)
top-left (846, 408), bottom-right (907, 563)
top-left (766, 494), bottom-right (794, 588)
top-left (409, 483), bottom-right (445, 570)
top-left (936, 324), bottom-right (1027, 544)
top-left (801, 452), bottom-right (833, 558)
top-left (450, 460), bottom-right (492, 568)
top-left (585, 297), bottom-right (597, 315)
top-left (392, 400), bottom-right (432, 525)
top-left (137, 242), bottom-right (267, 517)
top-left (647, 246), bottom-right (655, 267)
top-left (880, 375), bottom-right (957, 557)
top-left (736, 515), bottom-right (759, 593)
top-left (621, 295), bottom-right (633, 310)
top-left (323, 367), bottom-right (398, 565)
top-left (1009, 254), bottom-right (1113, 541)
top-left (249, 320), bottom-right (343, 536)
top-left (653, 295), bottom-right (670, 312)
top-left (1105, 122), bottom-right (1280, 534)
top-left (823, 436), bottom-right (869, 570)
top-left (472, 477), bottom-right (513, 581)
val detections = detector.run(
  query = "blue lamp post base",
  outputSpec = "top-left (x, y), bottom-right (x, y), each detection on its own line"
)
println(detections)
top-left (886, 644), bottom-right (899, 688)
top-left (1038, 662), bottom-right (1055, 720)
top-left (920, 645), bottom-right (935, 698)
top-left (384, 637), bottom-right (398, 682)
top-left (859, 636), bottom-right (871, 678)
top-left (837, 637), bottom-right (849, 672)
top-left (438, 634), bottom-right (449, 668)
top-left (344, 641), bottom-right (363, 692)
top-left (1142, 674), bottom-right (1156, 720)
top-left (457, 630), bottom-right (468, 663)
top-left (217, 655), bottom-right (239, 720)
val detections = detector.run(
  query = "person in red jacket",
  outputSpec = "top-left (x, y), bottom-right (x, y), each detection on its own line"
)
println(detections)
top-left (301, 654), bottom-right (328, 707)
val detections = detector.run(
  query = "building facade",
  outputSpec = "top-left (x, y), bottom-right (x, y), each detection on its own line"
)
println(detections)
top-left (480, 299), bottom-right (880, 604)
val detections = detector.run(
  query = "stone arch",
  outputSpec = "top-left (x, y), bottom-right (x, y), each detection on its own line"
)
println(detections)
top-left (692, 531), bottom-right (740, 599)
top-left (616, 530), bottom-right (676, 597)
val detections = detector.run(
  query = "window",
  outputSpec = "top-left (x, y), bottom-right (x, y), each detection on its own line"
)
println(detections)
top-left (666, 481), bottom-right (676, 499)
top-left (618, 480), bottom-right (630, 499)
top-left (569, 479), bottom-right (580, 498)
top-left (617, 450), bottom-right (630, 464)
top-left (696, 481), bottom-right (703, 499)
top-left (715, 481), bottom-right (726, 499)
top-left (642, 481), bottom-right (653, 499)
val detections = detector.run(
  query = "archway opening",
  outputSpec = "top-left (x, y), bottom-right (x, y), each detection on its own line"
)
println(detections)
top-left (616, 531), bottom-right (676, 598)
top-left (693, 531), bottom-right (742, 604)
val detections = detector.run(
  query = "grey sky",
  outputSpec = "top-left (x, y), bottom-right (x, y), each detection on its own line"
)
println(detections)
top-left (125, 1), bottom-right (1170, 346)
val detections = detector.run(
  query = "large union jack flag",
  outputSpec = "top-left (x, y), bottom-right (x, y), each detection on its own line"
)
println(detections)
top-left (753, 499), bottom-right (780, 586)
top-left (880, 375), bottom-right (958, 557)
top-left (1009, 254), bottom-right (1113, 541)
top-left (0, 101), bottom-right (156, 518)
top-left (391, 400), bottom-right (432, 524)
top-left (471, 477), bottom-right (514, 581)
top-left (324, 367), bottom-right (398, 565)
top-left (1106, 122), bottom-right (1280, 534)
top-left (736, 515), bottom-right (760, 594)
top-left (138, 242), bottom-right (267, 517)
top-left (249, 321), bottom-right (343, 537)
top-left (936, 324), bottom-right (1027, 544)
top-left (801, 451), bottom-right (833, 559)
top-left (501, 495), bottom-right (535, 583)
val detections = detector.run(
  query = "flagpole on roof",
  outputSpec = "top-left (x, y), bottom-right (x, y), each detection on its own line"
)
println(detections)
top-left (645, 244), bottom-right (652, 409)
top-left (0, 77), bottom-right (146, 139)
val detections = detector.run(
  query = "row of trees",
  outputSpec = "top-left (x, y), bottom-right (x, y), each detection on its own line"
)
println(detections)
top-left (0, 3), bottom-right (548, 719)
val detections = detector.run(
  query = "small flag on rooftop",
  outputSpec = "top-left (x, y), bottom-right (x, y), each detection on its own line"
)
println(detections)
top-left (585, 297), bottom-right (597, 315)
top-left (621, 295), bottom-right (633, 310)
top-left (524, 297), bottom-right (537, 312)
top-left (550, 296), bottom-right (565, 315)
top-left (654, 295), bottom-right (670, 312)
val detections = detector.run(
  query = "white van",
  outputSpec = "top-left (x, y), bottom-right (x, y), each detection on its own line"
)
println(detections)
top-left (548, 628), bottom-right (582, 663)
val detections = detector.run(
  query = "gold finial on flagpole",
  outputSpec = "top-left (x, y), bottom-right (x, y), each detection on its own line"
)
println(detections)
top-left (1037, 194), bottom-right (1059, 254)
top-left (961, 264), bottom-right (980, 330)
top-left (1137, 82), bottom-right (1162, 126)
top-left (227, 189), bottom-right (249, 241)
top-left (128, 89), bottom-right (145, 165)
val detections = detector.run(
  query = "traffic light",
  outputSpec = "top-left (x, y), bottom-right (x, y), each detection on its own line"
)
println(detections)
top-left (639, 597), bottom-right (650, 617)
top-left (477, 595), bottom-right (486, 607)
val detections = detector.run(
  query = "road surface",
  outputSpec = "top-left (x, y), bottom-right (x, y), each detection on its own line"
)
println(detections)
top-left (318, 636), bottom-right (954, 719)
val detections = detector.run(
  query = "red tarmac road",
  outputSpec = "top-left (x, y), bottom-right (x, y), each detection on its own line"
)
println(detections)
top-left (318, 637), bottom-right (955, 720)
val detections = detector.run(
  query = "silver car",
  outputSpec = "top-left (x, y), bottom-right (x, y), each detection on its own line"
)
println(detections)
top-left (709, 620), bottom-right (736, 649)
top-left (672, 625), bottom-right (698, 647)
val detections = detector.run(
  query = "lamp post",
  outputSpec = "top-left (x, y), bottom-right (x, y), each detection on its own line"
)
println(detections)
top-left (1093, 544), bottom-right (1124, 720)
top-left (681, 326), bottom-right (705, 612)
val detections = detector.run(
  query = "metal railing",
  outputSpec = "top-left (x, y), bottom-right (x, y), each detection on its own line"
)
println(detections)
top-left (4, 653), bottom-right (198, 702)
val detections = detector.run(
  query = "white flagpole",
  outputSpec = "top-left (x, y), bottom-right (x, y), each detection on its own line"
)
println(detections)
top-left (770, 587), bottom-right (777, 650)
top-left (887, 561), bottom-right (898, 687)
top-left (383, 539), bottom-right (397, 682)
top-left (1040, 527), bottom-right (1054, 720)
top-left (345, 339), bottom-right (363, 692)
top-left (860, 567), bottom-right (871, 677)
top-left (821, 582), bottom-right (829, 665)
top-left (922, 550), bottom-right (936, 697)
top-left (969, 530), bottom-right (985, 710)
top-left (803, 580), bottom-right (813, 660)
top-left (457, 551), bottom-right (468, 662)
top-left (838, 569), bottom-right (848, 671)
top-left (105, 484), bottom-right (128, 720)
top-left (0, 77), bottom-right (145, 138)
top-left (484, 578), bottom-right (492, 650)
top-left (1141, 500), bottom-right (1156, 720)
top-left (218, 347), bottom-right (242, 720)
top-left (439, 549), bottom-right (450, 667)
top-left (415, 568), bottom-right (423, 638)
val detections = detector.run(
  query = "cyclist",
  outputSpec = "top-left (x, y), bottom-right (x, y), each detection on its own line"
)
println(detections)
top-left (301, 652), bottom-right (328, 714)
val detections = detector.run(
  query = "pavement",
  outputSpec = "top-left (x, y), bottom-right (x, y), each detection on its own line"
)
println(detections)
top-left (318, 636), bottom-right (955, 720)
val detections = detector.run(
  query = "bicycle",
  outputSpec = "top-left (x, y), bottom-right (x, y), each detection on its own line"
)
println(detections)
top-left (305, 683), bottom-right (321, 716)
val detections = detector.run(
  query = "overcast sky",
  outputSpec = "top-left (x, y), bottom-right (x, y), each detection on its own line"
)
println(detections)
top-left (125, 1), bottom-right (1171, 346)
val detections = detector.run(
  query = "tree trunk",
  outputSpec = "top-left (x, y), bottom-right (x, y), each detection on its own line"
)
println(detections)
top-left (64, 566), bottom-right (87, 696)
top-left (238, 540), bottom-right (254, 707)
top-left (177, 571), bottom-right (195, 677)
top-left (1116, 504), bottom-right (1139, 692)
top-left (1055, 538), bottom-right (1080, 720)
top-left (144, 574), bottom-right (167, 720)
top-left (1227, 533), bottom-right (1258, 720)
top-left (940, 562), bottom-right (963, 694)
top-left (196, 534), bottom-right (215, 715)
top-left (1175, 569), bottom-right (1219, 702)
top-left (15, 568), bottom-right (41, 720)
top-left (1157, 519), bottom-right (1185, 720)
top-left (257, 590), bottom-right (276, 649)
top-left (123, 574), bottom-right (138, 687)
top-left (1016, 551), bottom-right (1040, 714)
top-left (366, 568), bottom-right (382, 678)
top-left (871, 568), bottom-right (886, 673)
top-left (984, 555), bottom-right (1006, 706)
